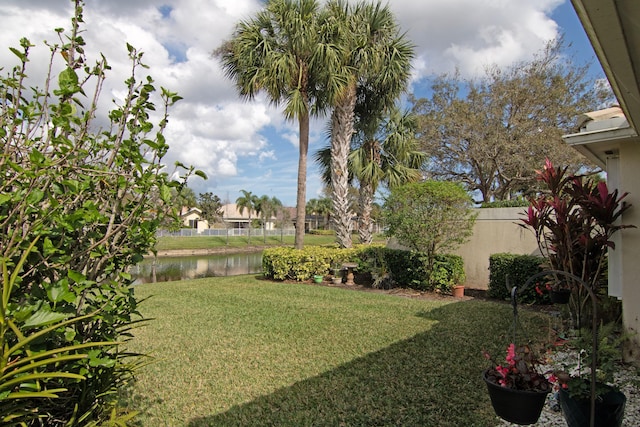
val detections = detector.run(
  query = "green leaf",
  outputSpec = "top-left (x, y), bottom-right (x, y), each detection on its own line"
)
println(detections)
top-left (67, 270), bottom-right (85, 283)
top-left (195, 170), bottom-right (208, 180)
top-left (160, 184), bottom-right (171, 203)
top-left (57, 67), bottom-right (80, 95)
top-left (23, 310), bottom-right (68, 328)
top-left (9, 47), bottom-right (26, 62)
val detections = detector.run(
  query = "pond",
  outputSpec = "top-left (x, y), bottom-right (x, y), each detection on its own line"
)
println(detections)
top-left (131, 251), bottom-right (263, 284)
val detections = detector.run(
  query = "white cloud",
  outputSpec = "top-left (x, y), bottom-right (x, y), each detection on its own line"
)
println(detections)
top-left (0, 0), bottom-right (577, 206)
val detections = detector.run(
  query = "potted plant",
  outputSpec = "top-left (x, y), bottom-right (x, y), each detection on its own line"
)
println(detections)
top-left (552, 323), bottom-right (627, 427)
top-left (331, 265), bottom-right (343, 285)
top-left (519, 159), bottom-right (634, 426)
top-left (482, 343), bottom-right (553, 425)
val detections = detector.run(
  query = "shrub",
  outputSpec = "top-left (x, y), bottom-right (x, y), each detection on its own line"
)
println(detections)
top-left (263, 246), bottom-right (465, 293)
top-left (0, 1), bottom-right (197, 423)
top-left (383, 181), bottom-right (476, 271)
top-left (488, 253), bottom-right (544, 302)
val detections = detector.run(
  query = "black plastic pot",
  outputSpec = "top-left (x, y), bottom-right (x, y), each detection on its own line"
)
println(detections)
top-left (558, 386), bottom-right (626, 427)
top-left (483, 370), bottom-right (550, 425)
top-left (550, 288), bottom-right (571, 304)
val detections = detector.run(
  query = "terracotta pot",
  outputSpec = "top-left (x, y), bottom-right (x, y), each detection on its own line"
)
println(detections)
top-left (452, 285), bottom-right (464, 298)
top-left (483, 370), bottom-right (549, 425)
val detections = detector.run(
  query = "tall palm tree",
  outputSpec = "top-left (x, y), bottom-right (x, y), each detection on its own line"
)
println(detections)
top-left (351, 108), bottom-right (426, 244)
top-left (255, 195), bottom-right (282, 243)
top-left (315, 108), bottom-right (425, 244)
top-left (236, 190), bottom-right (257, 245)
top-left (324, 0), bottom-right (414, 248)
top-left (216, 0), bottom-right (345, 249)
top-left (306, 198), bottom-right (321, 230)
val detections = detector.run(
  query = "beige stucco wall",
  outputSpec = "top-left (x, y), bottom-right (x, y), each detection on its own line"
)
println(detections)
top-left (619, 141), bottom-right (640, 363)
top-left (453, 207), bottom-right (539, 289)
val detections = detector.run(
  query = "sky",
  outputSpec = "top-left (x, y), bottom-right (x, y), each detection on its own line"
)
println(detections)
top-left (0, 0), bottom-right (604, 207)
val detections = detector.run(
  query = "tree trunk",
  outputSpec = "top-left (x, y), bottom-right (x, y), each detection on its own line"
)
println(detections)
top-left (358, 181), bottom-right (374, 244)
top-left (331, 85), bottom-right (356, 248)
top-left (295, 112), bottom-right (309, 249)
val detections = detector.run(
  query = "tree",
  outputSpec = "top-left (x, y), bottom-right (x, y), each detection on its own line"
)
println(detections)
top-left (383, 181), bottom-right (476, 269)
top-left (323, 0), bottom-right (414, 248)
top-left (236, 190), bottom-right (257, 244)
top-left (306, 198), bottom-right (322, 230)
top-left (350, 107), bottom-right (425, 244)
top-left (315, 108), bottom-right (425, 244)
top-left (198, 192), bottom-right (223, 225)
top-left (216, 0), bottom-right (343, 249)
top-left (255, 195), bottom-right (282, 243)
top-left (0, 1), bottom-right (199, 422)
top-left (412, 39), bottom-right (609, 203)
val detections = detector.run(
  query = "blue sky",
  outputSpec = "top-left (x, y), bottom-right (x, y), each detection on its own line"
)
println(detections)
top-left (0, 0), bottom-right (605, 207)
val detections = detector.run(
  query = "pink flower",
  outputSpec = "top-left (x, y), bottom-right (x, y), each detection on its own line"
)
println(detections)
top-left (506, 343), bottom-right (516, 366)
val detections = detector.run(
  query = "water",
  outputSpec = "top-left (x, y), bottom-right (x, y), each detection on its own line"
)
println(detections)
top-left (131, 251), bottom-right (263, 284)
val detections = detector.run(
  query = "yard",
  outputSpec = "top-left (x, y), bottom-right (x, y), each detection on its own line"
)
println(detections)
top-left (126, 275), bottom-right (551, 426)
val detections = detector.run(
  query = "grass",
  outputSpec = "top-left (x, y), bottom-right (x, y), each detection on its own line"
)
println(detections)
top-left (127, 275), bottom-right (552, 426)
top-left (154, 233), bottom-right (387, 251)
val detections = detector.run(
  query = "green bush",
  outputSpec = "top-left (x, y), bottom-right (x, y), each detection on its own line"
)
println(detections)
top-left (0, 2), bottom-right (197, 423)
top-left (488, 253), bottom-right (544, 302)
top-left (263, 246), bottom-right (465, 293)
top-left (307, 229), bottom-right (335, 235)
top-left (480, 198), bottom-right (529, 208)
top-left (262, 246), bottom-right (358, 281)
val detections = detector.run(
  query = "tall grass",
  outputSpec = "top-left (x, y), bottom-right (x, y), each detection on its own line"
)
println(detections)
top-left (127, 276), bottom-right (551, 426)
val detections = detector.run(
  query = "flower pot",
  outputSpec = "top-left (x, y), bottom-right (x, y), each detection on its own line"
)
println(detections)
top-left (332, 276), bottom-right (342, 285)
top-left (452, 285), bottom-right (464, 298)
top-left (313, 275), bottom-right (323, 283)
top-left (550, 288), bottom-right (571, 304)
top-left (483, 370), bottom-right (550, 425)
top-left (558, 386), bottom-right (626, 427)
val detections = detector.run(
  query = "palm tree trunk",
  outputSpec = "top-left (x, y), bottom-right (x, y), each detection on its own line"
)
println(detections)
top-left (295, 112), bottom-right (309, 249)
top-left (331, 84), bottom-right (356, 248)
top-left (358, 180), bottom-right (374, 244)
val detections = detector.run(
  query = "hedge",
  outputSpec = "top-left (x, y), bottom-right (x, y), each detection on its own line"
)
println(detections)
top-left (488, 253), bottom-right (545, 303)
top-left (262, 246), bottom-right (465, 293)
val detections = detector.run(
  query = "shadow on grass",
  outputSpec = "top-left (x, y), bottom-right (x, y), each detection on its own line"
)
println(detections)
top-left (186, 300), bottom-right (549, 427)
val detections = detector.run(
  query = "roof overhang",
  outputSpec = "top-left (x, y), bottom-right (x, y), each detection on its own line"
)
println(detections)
top-left (563, 118), bottom-right (637, 168)
top-left (570, 0), bottom-right (640, 132)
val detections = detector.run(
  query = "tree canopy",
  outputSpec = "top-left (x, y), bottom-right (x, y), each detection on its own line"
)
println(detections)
top-left (383, 181), bottom-right (476, 266)
top-left (411, 39), bottom-right (609, 203)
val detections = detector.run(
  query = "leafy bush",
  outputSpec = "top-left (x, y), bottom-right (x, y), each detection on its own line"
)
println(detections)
top-left (263, 246), bottom-right (465, 293)
top-left (480, 198), bottom-right (529, 208)
top-left (0, 1), bottom-right (197, 424)
top-left (488, 253), bottom-right (544, 302)
top-left (307, 229), bottom-right (335, 235)
top-left (383, 181), bottom-right (476, 270)
top-left (262, 246), bottom-right (358, 281)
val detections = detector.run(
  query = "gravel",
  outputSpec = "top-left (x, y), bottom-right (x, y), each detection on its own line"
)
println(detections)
top-left (495, 362), bottom-right (640, 426)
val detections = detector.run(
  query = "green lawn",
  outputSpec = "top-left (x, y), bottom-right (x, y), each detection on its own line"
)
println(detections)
top-left (154, 233), bottom-right (387, 251)
top-left (127, 276), bottom-right (550, 426)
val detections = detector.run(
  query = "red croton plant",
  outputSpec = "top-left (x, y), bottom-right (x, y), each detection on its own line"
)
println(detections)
top-left (520, 158), bottom-right (634, 307)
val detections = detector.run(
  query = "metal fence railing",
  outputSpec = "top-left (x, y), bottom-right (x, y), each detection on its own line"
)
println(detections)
top-left (156, 228), bottom-right (297, 238)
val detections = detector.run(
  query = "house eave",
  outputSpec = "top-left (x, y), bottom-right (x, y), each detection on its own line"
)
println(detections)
top-left (563, 125), bottom-right (638, 169)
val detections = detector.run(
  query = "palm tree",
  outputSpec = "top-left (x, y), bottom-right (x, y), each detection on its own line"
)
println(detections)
top-left (306, 198), bottom-right (321, 230)
top-left (351, 108), bottom-right (426, 244)
top-left (315, 108), bottom-right (425, 244)
top-left (216, 0), bottom-right (345, 249)
top-left (236, 190), bottom-right (257, 245)
top-left (324, 0), bottom-right (414, 248)
top-left (255, 195), bottom-right (282, 243)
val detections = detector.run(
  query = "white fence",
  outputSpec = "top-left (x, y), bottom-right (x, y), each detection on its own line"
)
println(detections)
top-left (156, 228), bottom-right (297, 238)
